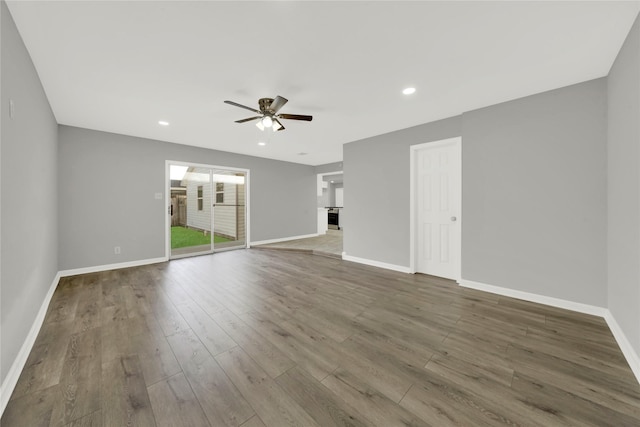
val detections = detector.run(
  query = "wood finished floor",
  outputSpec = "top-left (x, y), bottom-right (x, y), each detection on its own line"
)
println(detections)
top-left (3, 249), bottom-right (640, 426)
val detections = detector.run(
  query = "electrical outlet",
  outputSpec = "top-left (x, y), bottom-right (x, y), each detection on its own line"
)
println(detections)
top-left (114, 246), bottom-right (121, 255)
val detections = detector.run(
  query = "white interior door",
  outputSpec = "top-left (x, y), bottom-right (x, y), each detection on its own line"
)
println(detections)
top-left (413, 138), bottom-right (461, 280)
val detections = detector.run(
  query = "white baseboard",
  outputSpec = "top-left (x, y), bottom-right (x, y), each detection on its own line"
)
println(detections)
top-left (1, 272), bottom-right (61, 416)
top-left (342, 253), bottom-right (412, 274)
top-left (459, 279), bottom-right (608, 317)
top-left (604, 311), bottom-right (640, 384)
top-left (459, 278), bottom-right (639, 385)
top-left (59, 256), bottom-right (167, 277)
top-left (250, 233), bottom-right (318, 247)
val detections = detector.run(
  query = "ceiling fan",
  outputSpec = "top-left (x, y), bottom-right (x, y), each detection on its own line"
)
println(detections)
top-left (224, 95), bottom-right (312, 132)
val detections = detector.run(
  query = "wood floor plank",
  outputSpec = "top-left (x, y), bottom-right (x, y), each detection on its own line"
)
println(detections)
top-left (241, 311), bottom-right (338, 381)
top-left (216, 347), bottom-right (321, 427)
top-left (175, 298), bottom-right (237, 356)
top-left (166, 328), bottom-right (254, 426)
top-left (147, 373), bottom-right (211, 427)
top-left (511, 371), bottom-right (640, 427)
top-left (101, 355), bottom-right (157, 427)
top-left (173, 271), bottom-right (227, 315)
top-left (66, 410), bottom-right (103, 427)
top-left (399, 383), bottom-right (498, 427)
top-left (507, 343), bottom-right (640, 419)
top-left (451, 297), bottom-right (547, 328)
top-left (361, 304), bottom-right (454, 342)
top-left (347, 328), bottom-right (432, 369)
top-left (46, 279), bottom-right (81, 323)
top-left (50, 329), bottom-right (102, 426)
top-left (425, 352), bottom-right (571, 426)
top-left (9, 319), bottom-right (74, 399)
top-left (275, 366), bottom-right (371, 427)
top-left (146, 288), bottom-right (191, 337)
top-left (129, 326), bottom-right (182, 386)
top-left (120, 284), bottom-right (153, 319)
top-left (335, 336), bottom-right (414, 403)
top-left (352, 311), bottom-right (443, 356)
top-left (520, 324), bottom-right (629, 369)
top-left (209, 309), bottom-right (296, 378)
top-left (240, 415), bottom-right (267, 427)
top-left (72, 281), bottom-right (103, 334)
top-left (290, 306), bottom-right (357, 343)
top-left (100, 285), bottom-right (129, 324)
top-left (321, 369), bottom-right (429, 427)
top-left (100, 315), bottom-right (139, 366)
top-left (1, 385), bottom-right (58, 427)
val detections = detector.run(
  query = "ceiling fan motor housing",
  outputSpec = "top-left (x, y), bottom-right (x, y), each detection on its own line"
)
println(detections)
top-left (259, 98), bottom-right (275, 114)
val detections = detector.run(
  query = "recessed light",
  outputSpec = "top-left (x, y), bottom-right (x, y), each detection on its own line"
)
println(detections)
top-left (331, 180), bottom-right (335, 183)
top-left (258, 142), bottom-right (266, 146)
top-left (158, 120), bottom-right (170, 126)
top-left (402, 87), bottom-right (416, 95)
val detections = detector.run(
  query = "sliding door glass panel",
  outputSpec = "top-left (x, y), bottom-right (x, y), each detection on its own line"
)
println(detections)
top-left (212, 170), bottom-right (246, 251)
top-left (170, 166), bottom-right (213, 258)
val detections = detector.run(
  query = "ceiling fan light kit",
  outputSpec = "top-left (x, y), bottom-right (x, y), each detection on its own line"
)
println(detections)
top-left (224, 95), bottom-right (312, 132)
top-left (262, 116), bottom-right (273, 128)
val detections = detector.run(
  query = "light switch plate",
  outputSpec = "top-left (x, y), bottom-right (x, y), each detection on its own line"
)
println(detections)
top-left (155, 193), bottom-right (163, 200)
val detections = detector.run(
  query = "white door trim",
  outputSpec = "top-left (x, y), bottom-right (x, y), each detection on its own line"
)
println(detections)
top-left (165, 160), bottom-right (250, 259)
top-left (409, 137), bottom-right (462, 281)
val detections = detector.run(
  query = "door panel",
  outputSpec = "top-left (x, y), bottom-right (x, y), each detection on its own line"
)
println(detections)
top-left (415, 139), bottom-right (461, 280)
top-left (170, 166), bottom-right (213, 258)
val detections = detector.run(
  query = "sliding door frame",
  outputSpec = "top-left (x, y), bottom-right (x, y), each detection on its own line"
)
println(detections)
top-left (165, 160), bottom-right (250, 259)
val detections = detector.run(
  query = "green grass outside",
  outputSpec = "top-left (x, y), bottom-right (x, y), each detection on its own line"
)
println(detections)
top-left (171, 226), bottom-right (231, 249)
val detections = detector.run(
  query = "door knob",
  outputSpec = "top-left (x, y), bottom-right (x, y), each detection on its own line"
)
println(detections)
top-left (451, 216), bottom-right (457, 222)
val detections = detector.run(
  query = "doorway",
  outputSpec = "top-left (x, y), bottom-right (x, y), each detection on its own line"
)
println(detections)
top-left (167, 161), bottom-right (248, 259)
top-left (410, 137), bottom-right (461, 281)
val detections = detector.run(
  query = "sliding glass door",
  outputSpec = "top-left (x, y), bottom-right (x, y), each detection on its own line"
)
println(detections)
top-left (168, 163), bottom-right (247, 259)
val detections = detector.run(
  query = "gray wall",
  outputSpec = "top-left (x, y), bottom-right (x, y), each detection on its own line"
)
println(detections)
top-left (58, 126), bottom-right (317, 270)
top-left (462, 79), bottom-right (607, 306)
top-left (608, 14), bottom-right (640, 356)
top-left (344, 78), bottom-right (608, 306)
top-left (1, 0), bottom-right (59, 383)
top-left (315, 162), bottom-right (343, 174)
top-left (343, 117), bottom-right (462, 266)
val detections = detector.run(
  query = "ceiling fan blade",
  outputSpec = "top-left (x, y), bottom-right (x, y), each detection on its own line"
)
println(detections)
top-left (270, 96), bottom-right (288, 113)
top-left (279, 114), bottom-right (313, 121)
top-left (235, 116), bottom-right (262, 123)
top-left (224, 100), bottom-right (261, 114)
top-left (274, 119), bottom-right (285, 131)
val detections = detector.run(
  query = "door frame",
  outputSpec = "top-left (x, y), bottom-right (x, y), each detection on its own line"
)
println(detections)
top-left (409, 137), bottom-right (462, 281)
top-left (316, 170), bottom-right (343, 234)
top-left (165, 160), bottom-right (250, 259)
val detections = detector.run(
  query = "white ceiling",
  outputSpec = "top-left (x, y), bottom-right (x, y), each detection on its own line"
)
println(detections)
top-left (6, 1), bottom-right (639, 166)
